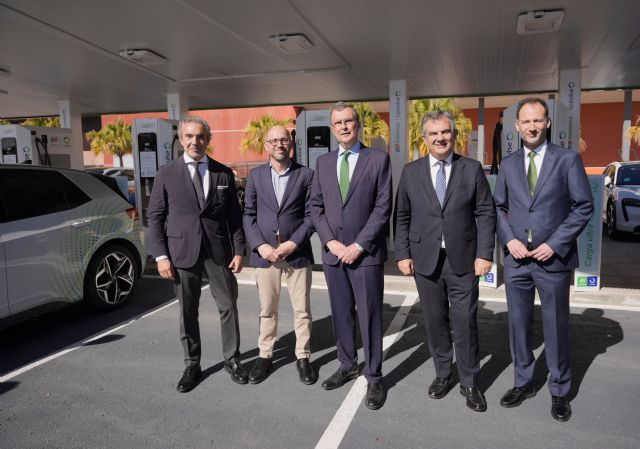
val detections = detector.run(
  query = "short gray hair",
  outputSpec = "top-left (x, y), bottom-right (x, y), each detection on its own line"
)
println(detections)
top-left (178, 116), bottom-right (212, 141)
top-left (421, 110), bottom-right (456, 136)
top-left (330, 101), bottom-right (360, 126)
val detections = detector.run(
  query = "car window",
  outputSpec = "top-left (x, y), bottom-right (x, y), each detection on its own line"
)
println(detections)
top-left (0, 168), bottom-right (91, 222)
top-left (616, 165), bottom-right (640, 186)
top-left (91, 173), bottom-right (128, 201)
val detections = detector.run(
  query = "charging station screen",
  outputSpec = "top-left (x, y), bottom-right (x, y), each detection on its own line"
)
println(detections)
top-left (138, 133), bottom-right (158, 177)
top-left (307, 126), bottom-right (330, 171)
top-left (1, 138), bottom-right (17, 164)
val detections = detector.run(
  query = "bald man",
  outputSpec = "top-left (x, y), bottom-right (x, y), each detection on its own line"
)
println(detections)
top-left (243, 126), bottom-right (316, 385)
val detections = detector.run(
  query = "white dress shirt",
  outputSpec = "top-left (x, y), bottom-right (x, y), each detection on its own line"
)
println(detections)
top-left (523, 141), bottom-right (547, 177)
top-left (429, 152), bottom-right (454, 248)
top-left (336, 141), bottom-right (362, 181)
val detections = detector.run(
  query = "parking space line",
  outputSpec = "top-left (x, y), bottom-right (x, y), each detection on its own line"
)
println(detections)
top-left (314, 293), bottom-right (419, 449)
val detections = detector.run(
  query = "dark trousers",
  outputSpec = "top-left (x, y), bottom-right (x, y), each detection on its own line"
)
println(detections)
top-left (504, 261), bottom-right (571, 397)
top-left (323, 263), bottom-right (384, 383)
top-left (174, 249), bottom-right (240, 367)
top-left (414, 251), bottom-right (480, 388)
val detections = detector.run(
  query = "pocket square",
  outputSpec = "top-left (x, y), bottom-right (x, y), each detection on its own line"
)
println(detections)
top-left (217, 185), bottom-right (228, 190)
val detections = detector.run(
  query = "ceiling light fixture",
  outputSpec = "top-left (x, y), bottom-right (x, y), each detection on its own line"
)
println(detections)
top-left (119, 49), bottom-right (167, 65)
top-left (0, 66), bottom-right (10, 77)
top-left (517, 10), bottom-right (564, 35)
top-left (270, 33), bottom-right (314, 54)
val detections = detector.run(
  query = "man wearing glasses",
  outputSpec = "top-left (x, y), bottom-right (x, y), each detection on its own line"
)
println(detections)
top-left (243, 126), bottom-right (316, 385)
top-left (310, 102), bottom-right (392, 410)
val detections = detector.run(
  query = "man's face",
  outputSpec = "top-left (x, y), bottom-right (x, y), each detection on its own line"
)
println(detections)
top-left (180, 122), bottom-right (209, 161)
top-left (423, 117), bottom-right (455, 161)
top-left (515, 102), bottom-right (550, 150)
top-left (331, 108), bottom-right (359, 149)
top-left (264, 126), bottom-right (291, 163)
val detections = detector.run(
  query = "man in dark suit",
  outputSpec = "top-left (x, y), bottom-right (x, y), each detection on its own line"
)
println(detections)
top-left (148, 116), bottom-right (248, 393)
top-left (494, 97), bottom-right (593, 421)
top-left (309, 102), bottom-right (392, 410)
top-left (243, 125), bottom-right (316, 385)
top-left (394, 110), bottom-right (496, 412)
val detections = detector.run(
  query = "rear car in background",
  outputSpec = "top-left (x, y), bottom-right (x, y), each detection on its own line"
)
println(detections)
top-left (602, 162), bottom-right (640, 238)
top-left (0, 164), bottom-right (146, 328)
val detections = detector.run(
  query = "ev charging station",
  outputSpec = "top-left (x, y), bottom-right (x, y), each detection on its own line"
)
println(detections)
top-left (0, 124), bottom-right (75, 168)
top-left (131, 118), bottom-right (179, 237)
top-left (295, 109), bottom-right (338, 264)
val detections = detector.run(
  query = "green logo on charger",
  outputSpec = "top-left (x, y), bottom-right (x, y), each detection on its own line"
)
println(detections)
top-left (577, 277), bottom-right (588, 287)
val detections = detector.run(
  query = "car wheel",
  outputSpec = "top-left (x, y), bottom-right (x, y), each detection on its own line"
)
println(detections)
top-left (237, 187), bottom-right (245, 209)
top-left (84, 244), bottom-right (138, 311)
top-left (606, 201), bottom-right (620, 239)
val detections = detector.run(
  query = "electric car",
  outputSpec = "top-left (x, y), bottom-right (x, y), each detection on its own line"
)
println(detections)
top-left (602, 162), bottom-right (640, 238)
top-left (0, 164), bottom-right (146, 328)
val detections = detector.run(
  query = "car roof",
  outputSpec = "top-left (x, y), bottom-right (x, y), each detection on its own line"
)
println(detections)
top-left (0, 163), bottom-right (91, 176)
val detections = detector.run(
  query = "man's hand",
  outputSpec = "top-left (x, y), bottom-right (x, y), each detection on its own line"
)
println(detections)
top-left (274, 241), bottom-right (297, 259)
top-left (474, 258), bottom-right (492, 276)
top-left (157, 258), bottom-right (175, 280)
top-left (506, 239), bottom-right (531, 260)
top-left (258, 243), bottom-right (280, 263)
top-left (326, 240), bottom-right (347, 259)
top-left (228, 255), bottom-right (243, 273)
top-left (340, 243), bottom-right (363, 265)
top-left (529, 243), bottom-right (555, 262)
top-left (397, 258), bottom-right (414, 276)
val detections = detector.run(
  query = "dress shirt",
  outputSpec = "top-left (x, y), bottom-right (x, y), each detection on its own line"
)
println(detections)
top-left (336, 141), bottom-right (362, 181)
top-left (429, 152), bottom-right (454, 248)
top-left (184, 153), bottom-right (210, 200)
top-left (523, 140), bottom-right (547, 177)
top-left (270, 161), bottom-right (292, 207)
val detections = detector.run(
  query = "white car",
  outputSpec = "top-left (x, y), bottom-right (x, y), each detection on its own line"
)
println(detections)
top-left (0, 164), bottom-right (146, 328)
top-left (603, 162), bottom-right (640, 238)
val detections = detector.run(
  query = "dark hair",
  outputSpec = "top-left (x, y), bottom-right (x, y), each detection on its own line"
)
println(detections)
top-left (178, 116), bottom-right (212, 141)
top-left (515, 97), bottom-right (549, 119)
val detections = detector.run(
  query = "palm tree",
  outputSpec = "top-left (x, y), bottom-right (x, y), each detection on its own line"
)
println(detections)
top-left (85, 119), bottom-right (132, 167)
top-left (241, 115), bottom-right (293, 155)
top-left (628, 115), bottom-right (640, 148)
top-left (352, 102), bottom-right (389, 148)
top-left (408, 98), bottom-right (472, 161)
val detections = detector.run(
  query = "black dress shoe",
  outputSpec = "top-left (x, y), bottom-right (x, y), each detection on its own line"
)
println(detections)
top-left (551, 396), bottom-right (572, 422)
top-left (321, 367), bottom-right (359, 390)
top-left (460, 386), bottom-right (487, 412)
top-left (428, 375), bottom-right (454, 399)
top-left (224, 358), bottom-right (248, 385)
top-left (365, 382), bottom-right (387, 410)
top-left (296, 358), bottom-right (316, 385)
top-left (248, 357), bottom-right (272, 384)
top-left (500, 385), bottom-right (536, 408)
top-left (177, 365), bottom-right (201, 393)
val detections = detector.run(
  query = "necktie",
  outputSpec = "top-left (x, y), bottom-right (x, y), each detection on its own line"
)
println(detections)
top-left (527, 151), bottom-right (538, 197)
top-left (435, 160), bottom-right (447, 207)
top-left (339, 151), bottom-right (351, 201)
top-left (188, 161), bottom-right (205, 209)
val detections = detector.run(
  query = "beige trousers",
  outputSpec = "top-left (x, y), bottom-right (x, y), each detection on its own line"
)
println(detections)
top-left (255, 261), bottom-right (312, 359)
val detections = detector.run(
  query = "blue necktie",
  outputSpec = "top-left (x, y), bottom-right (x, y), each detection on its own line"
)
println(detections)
top-left (435, 160), bottom-right (447, 207)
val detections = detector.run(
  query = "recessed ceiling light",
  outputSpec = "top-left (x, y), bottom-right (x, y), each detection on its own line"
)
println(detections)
top-left (119, 49), bottom-right (167, 65)
top-left (270, 34), bottom-right (314, 54)
top-left (517, 10), bottom-right (564, 35)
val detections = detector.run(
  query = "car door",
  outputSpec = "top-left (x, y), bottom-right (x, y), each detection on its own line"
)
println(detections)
top-left (603, 165), bottom-right (616, 221)
top-left (0, 168), bottom-right (91, 315)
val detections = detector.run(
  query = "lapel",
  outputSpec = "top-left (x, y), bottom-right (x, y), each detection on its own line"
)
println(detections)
top-left (259, 164), bottom-right (279, 210)
top-left (344, 144), bottom-right (371, 205)
top-left (514, 149), bottom-right (531, 201)
top-left (442, 153), bottom-right (464, 210)
top-left (531, 143), bottom-right (558, 205)
top-left (204, 156), bottom-right (220, 209)
top-left (326, 150), bottom-right (342, 204)
top-left (278, 162), bottom-right (301, 211)
top-left (177, 156), bottom-right (201, 211)
top-left (420, 156), bottom-right (440, 209)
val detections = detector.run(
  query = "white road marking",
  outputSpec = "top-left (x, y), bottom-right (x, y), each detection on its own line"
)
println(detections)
top-left (314, 293), bottom-right (419, 449)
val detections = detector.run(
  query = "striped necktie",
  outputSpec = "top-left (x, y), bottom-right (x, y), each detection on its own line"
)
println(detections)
top-left (435, 160), bottom-right (447, 207)
top-left (188, 161), bottom-right (205, 209)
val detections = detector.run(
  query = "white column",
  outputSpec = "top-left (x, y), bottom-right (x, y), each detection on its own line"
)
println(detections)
top-left (477, 97), bottom-right (485, 164)
top-left (58, 100), bottom-right (84, 170)
top-left (558, 68), bottom-right (581, 151)
top-left (389, 79), bottom-right (408, 247)
top-left (167, 93), bottom-right (189, 121)
top-left (621, 90), bottom-right (632, 161)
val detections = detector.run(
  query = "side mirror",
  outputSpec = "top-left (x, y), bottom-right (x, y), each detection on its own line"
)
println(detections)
top-left (604, 175), bottom-right (612, 187)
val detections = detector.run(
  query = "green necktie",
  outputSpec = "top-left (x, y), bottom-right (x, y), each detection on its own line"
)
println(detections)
top-left (527, 151), bottom-right (538, 197)
top-left (339, 151), bottom-right (351, 201)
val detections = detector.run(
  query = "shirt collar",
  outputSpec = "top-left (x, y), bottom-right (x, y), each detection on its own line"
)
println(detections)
top-left (339, 141), bottom-right (362, 156)
top-left (270, 160), bottom-right (292, 176)
top-left (524, 140), bottom-right (547, 157)
top-left (184, 153), bottom-right (207, 164)
top-left (428, 151), bottom-right (453, 167)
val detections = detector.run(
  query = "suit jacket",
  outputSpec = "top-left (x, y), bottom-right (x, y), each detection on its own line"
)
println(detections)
top-left (147, 155), bottom-right (245, 269)
top-left (309, 144), bottom-right (392, 267)
top-left (394, 153), bottom-right (496, 276)
top-left (494, 143), bottom-right (593, 271)
top-left (243, 161), bottom-right (315, 268)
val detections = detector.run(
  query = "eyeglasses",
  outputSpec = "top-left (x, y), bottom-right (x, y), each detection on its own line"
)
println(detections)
top-left (265, 138), bottom-right (290, 146)
top-left (332, 119), bottom-right (356, 128)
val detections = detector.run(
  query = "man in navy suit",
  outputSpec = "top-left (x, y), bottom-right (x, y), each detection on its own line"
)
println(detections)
top-left (148, 116), bottom-right (248, 393)
top-left (309, 102), bottom-right (392, 410)
top-left (394, 110), bottom-right (496, 412)
top-left (243, 125), bottom-right (316, 385)
top-left (494, 98), bottom-right (593, 421)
